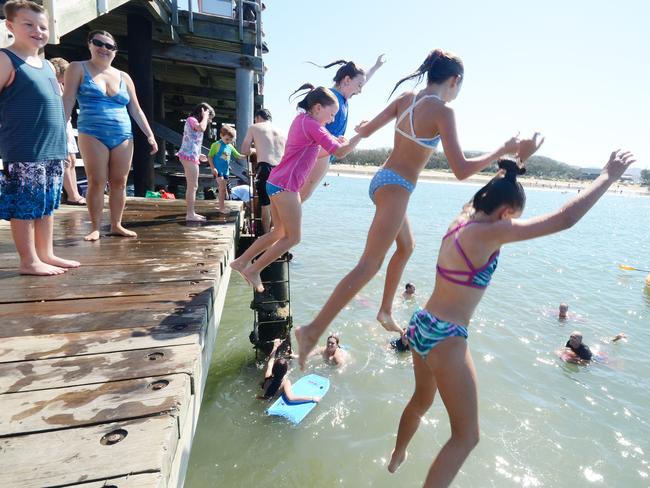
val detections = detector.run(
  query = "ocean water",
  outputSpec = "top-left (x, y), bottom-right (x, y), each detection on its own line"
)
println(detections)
top-left (186, 175), bottom-right (650, 488)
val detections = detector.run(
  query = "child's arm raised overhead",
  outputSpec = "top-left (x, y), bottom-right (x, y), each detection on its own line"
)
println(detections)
top-left (364, 54), bottom-right (386, 84)
top-left (438, 106), bottom-right (520, 180)
top-left (488, 150), bottom-right (636, 245)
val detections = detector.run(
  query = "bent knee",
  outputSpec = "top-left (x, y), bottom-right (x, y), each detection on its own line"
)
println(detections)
top-left (397, 238), bottom-right (416, 256)
top-left (355, 258), bottom-right (383, 279)
top-left (452, 429), bottom-right (480, 450)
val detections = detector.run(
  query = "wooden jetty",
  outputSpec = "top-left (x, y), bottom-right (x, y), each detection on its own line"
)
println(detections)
top-left (0, 198), bottom-right (243, 487)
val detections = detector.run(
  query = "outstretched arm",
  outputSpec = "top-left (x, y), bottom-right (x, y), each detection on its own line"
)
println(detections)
top-left (332, 134), bottom-right (362, 159)
top-left (364, 54), bottom-right (386, 84)
top-left (263, 338), bottom-right (283, 378)
top-left (437, 106), bottom-right (519, 180)
top-left (354, 97), bottom-right (401, 138)
top-left (487, 150), bottom-right (636, 245)
top-left (282, 379), bottom-right (320, 403)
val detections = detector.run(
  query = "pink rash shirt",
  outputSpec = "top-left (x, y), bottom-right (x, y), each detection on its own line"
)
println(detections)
top-left (267, 112), bottom-right (342, 192)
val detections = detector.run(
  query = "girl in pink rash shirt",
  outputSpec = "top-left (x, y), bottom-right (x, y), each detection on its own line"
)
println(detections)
top-left (231, 85), bottom-right (363, 292)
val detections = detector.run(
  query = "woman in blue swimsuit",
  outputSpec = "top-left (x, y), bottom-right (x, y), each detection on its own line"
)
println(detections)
top-left (63, 30), bottom-right (157, 241)
top-left (296, 49), bottom-right (523, 365)
top-left (299, 55), bottom-right (386, 202)
top-left (387, 150), bottom-right (635, 487)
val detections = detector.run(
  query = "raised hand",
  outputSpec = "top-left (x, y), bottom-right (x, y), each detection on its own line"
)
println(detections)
top-left (374, 54), bottom-right (386, 68)
top-left (517, 132), bottom-right (545, 163)
top-left (603, 150), bottom-right (636, 179)
top-left (502, 133), bottom-right (521, 155)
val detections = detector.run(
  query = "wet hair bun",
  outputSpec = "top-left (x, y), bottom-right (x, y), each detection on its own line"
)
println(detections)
top-left (498, 159), bottom-right (526, 181)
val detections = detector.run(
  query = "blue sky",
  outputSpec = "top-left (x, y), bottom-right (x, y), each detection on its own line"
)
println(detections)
top-left (261, 0), bottom-right (649, 169)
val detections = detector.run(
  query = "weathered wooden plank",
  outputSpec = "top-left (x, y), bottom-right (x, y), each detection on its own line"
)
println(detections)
top-left (66, 473), bottom-right (164, 487)
top-left (0, 306), bottom-right (206, 338)
top-left (0, 293), bottom-right (211, 318)
top-left (0, 344), bottom-right (201, 394)
top-left (1, 374), bottom-right (191, 437)
top-left (0, 415), bottom-right (178, 487)
top-left (0, 322), bottom-right (204, 362)
top-left (0, 263), bottom-right (222, 289)
top-left (0, 280), bottom-right (215, 304)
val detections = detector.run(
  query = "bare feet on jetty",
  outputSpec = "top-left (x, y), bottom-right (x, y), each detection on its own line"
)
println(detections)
top-left (41, 255), bottom-right (81, 269)
top-left (186, 213), bottom-right (206, 222)
top-left (19, 261), bottom-right (66, 276)
top-left (294, 325), bottom-right (319, 371)
top-left (377, 310), bottom-right (402, 334)
top-left (84, 230), bottom-right (101, 242)
top-left (108, 224), bottom-right (137, 238)
top-left (388, 449), bottom-right (407, 473)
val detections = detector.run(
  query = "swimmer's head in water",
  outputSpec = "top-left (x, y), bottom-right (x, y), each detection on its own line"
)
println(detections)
top-left (326, 335), bottom-right (340, 351)
top-left (568, 331), bottom-right (583, 349)
top-left (389, 48), bottom-right (464, 100)
top-left (469, 159), bottom-right (526, 219)
top-left (405, 283), bottom-right (416, 294)
top-left (559, 303), bottom-right (569, 319)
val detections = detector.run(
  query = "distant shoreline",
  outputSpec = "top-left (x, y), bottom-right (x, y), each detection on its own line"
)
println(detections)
top-left (328, 164), bottom-right (649, 196)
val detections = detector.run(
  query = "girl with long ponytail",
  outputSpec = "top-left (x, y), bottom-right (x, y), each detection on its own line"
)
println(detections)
top-left (295, 48), bottom-right (533, 365)
top-left (387, 149), bottom-right (636, 486)
top-left (299, 55), bottom-right (386, 201)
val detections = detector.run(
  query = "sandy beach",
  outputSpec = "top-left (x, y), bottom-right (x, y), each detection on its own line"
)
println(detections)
top-left (329, 163), bottom-right (649, 196)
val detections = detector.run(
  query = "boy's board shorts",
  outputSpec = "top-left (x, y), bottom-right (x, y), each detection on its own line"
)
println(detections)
top-left (255, 161), bottom-right (275, 206)
top-left (0, 159), bottom-right (65, 220)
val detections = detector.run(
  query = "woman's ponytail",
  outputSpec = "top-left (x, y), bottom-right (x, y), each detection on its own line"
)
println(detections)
top-left (290, 84), bottom-right (338, 112)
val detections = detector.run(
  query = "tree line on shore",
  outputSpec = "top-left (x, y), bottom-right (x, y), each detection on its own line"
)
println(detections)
top-left (334, 148), bottom-right (611, 181)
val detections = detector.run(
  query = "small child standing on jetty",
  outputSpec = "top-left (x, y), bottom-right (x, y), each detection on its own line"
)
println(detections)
top-left (231, 85), bottom-right (362, 292)
top-left (177, 102), bottom-right (215, 221)
top-left (0, 0), bottom-right (81, 275)
top-left (208, 124), bottom-right (244, 214)
top-left (387, 150), bottom-right (636, 487)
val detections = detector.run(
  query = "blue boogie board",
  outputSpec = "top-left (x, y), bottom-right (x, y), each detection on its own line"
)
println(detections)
top-left (266, 374), bottom-right (330, 424)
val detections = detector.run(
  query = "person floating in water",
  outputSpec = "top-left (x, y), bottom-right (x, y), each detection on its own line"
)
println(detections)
top-left (564, 331), bottom-right (593, 361)
top-left (402, 282), bottom-right (416, 300)
top-left (317, 334), bottom-right (346, 366)
top-left (387, 149), bottom-right (636, 486)
top-left (258, 339), bottom-right (320, 403)
top-left (558, 303), bottom-right (569, 320)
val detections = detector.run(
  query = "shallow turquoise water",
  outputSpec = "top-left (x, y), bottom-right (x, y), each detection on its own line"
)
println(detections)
top-left (186, 175), bottom-right (650, 488)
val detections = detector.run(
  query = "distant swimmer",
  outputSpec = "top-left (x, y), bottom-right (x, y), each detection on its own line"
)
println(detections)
top-left (562, 331), bottom-right (593, 362)
top-left (258, 339), bottom-right (320, 403)
top-left (317, 334), bottom-right (347, 366)
top-left (560, 331), bottom-right (626, 364)
top-left (402, 282), bottom-right (416, 300)
top-left (383, 149), bottom-right (635, 485)
top-left (558, 303), bottom-right (569, 320)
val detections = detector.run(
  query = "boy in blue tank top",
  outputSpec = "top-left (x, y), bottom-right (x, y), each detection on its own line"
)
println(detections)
top-left (0, 0), bottom-right (80, 275)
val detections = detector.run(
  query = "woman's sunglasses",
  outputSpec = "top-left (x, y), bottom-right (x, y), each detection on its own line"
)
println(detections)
top-left (90, 38), bottom-right (117, 51)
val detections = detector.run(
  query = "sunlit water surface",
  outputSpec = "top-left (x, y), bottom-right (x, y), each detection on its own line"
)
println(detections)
top-left (186, 175), bottom-right (650, 488)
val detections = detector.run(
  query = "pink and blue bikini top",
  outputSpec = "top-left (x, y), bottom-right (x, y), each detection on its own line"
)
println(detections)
top-left (436, 221), bottom-right (499, 289)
